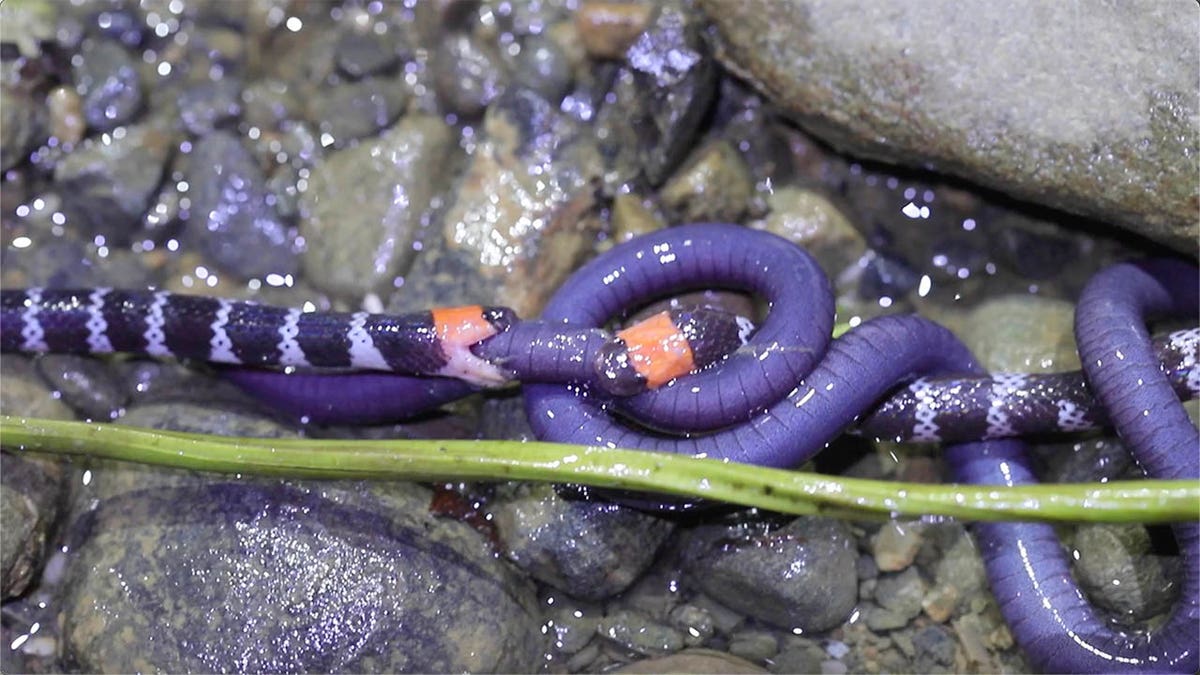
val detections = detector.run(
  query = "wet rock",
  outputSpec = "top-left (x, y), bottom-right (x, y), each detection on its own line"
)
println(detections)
top-left (307, 77), bottom-right (408, 146)
top-left (951, 610), bottom-right (1018, 672)
top-left (597, 609), bottom-right (684, 656)
top-left (1, 77), bottom-right (44, 171)
top-left (46, 85), bottom-right (86, 147)
top-left (300, 114), bottom-right (454, 298)
top-left (594, 2), bottom-right (716, 187)
top-left (857, 251), bottom-right (920, 301)
top-left (617, 649), bottom-right (769, 674)
top-left (912, 624), bottom-right (958, 671)
top-left (546, 594), bottom-right (603, 655)
top-left (958, 295), bottom-right (1079, 372)
top-left (117, 399), bottom-right (292, 442)
top-left (0, 453), bottom-right (67, 600)
top-left (0, 357), bottom-right (73, 600)
top-left (512, 34), bottom-right (574, 103)
top-left (864, 604), bottom-right (910, 632)
top-left (611, 193), bottom-right (666, 242)
top-left (872, 567), bottom-right (926, 625)
top-left (34, 354), bottom-right (128, 421)
top-left (2, 237), bottom-right (95, 288)
top-left (684, 517), bottom-right (857, 632)
top-left (727, 629), bottom-right (778, 662)
top-left (0, 0), bottom-right (57, 58)
top-left (1071, 523), bottom-right (1177, 621)
top-left (660, 140), bottom-right (755, 222)
top-left (872, 521), bottom-right (924, 572)
top-left (60, 481), bottom-right (542, 672)
top-left (751, 186), bottom-right (866, 281)
top-left (185, 130), bottom-right (299, 279)
top-left (432, 33), bottom-right (509, 117)
top-left (117, 361), bottom-right (264, 415)
top-left (769, 639), bottom-right (826, 674)
top-left (1038, 437), bottom-right (1135, 484)
top-left (490, 483), bottom-right (674, 600)
top-left (1, 354), bottom-right (78, 421)
top-left (335, 30), bottom-right (399, 79)
top-left (702, 0), bottom-right (1199, 252)
top-left (575, 1), bottom-right (654, 60)
top-left (178, 78), bottom-right (243, 136)
top-left (990, 212), bottom-right (1093, 281)
top-left (241, 78), bottom-right (303, 130)
top-left (72, 39), bottom-right (143, 131)
top-left (925, 531), bottom-right (988, 621)
top-left (667, 603), bottom-right (715, 646)
top-left (435, 88), bottom-right (603, 316)
top-left (54, 121), bottom-right (173, 241)
top-left (85, 6), bottom-right (145, 48)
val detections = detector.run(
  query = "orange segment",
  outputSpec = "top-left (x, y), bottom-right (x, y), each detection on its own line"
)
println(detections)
top-left (616, 311), bottom-right (696, 389)
top-left (432, 305), bottom-right (498, 346)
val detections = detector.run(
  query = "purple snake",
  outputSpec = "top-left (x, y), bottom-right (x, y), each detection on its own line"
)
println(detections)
top-left (1, 223), bottom-right (1197, 672)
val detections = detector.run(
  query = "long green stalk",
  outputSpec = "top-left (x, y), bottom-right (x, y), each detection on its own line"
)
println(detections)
top-left (1, 415), bottom-right (1196, 523)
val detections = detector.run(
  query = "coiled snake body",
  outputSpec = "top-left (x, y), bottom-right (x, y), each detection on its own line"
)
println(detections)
top-left (2, 223), bottom-right (1197, 672)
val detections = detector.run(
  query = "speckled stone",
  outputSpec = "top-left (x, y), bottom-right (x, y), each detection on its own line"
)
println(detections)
top-left (701, 0), bottom-right (1199, 252)
top-left (300, 114), bottom-right (454, 299)
top-left (490, 483), bottom-right (674, 601)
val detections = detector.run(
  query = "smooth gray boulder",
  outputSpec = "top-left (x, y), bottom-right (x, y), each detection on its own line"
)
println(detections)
top-left (701, 0), bottom-right (1199, 253)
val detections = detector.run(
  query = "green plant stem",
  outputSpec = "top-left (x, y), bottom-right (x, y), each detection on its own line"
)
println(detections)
top-left (2, 415), bottom-right (1196, 523)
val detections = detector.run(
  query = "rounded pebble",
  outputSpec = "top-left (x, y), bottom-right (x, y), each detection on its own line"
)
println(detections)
top-left (72, 40), bottom-right (142, 131)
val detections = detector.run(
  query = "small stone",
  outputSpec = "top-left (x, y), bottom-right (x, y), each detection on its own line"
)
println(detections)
top-left (751, 187), bottom-right (866, 281)
top-left (432, 33), bottom-right (508, 117)
top-left (615, 649), bottom-right (768, 674)
top-left (668, 604), bottom-right (715, 646)
top-left (728, 629), bottom-right (778, 662)
top-left (770, 643), bottom-right (824, 674)
top-left (688, 593), bottom-right (746, 635)
top-left (685, 518), bottom-right (858, 633)
top-left (873, 567), bottom-right (926, 621)
top-left (575, 1), bottom-right (654, 60)
top-left (178, 78), bottom-right (242, 136)
top-left (546, 598), bottom-right (602, 655)
top-left (865, 605), bottom-right (910, 632)
top-left (960, 295), bottom-right (1079, 373)
top-left (660, 140), bottom-right (754, 222)
top-left (46, 85), bottom-right (85, 147)
top-left (34, 354), bottom-right (128, 422)
top-left (597, 609), bottom-right (685, 657)
top-left (73, 39), bottom-right (142, 131)
top-left (335, 31), bottom-right (399, 79)
top-left (307, 77), bottom-right (408, 146)
top-left (489, 483), bottom-right (674, 600)
top-left (921, 583), bottom-right (960, 623)
top-left (593, 3), bottom-right (716, 187)
top-left (185, 131), bottom-right (299, 279)
top-left (241, 79), bottom-right (301, 130)
top-left (1071, 523), bottom-right (1177, 620)
top-left (435, 88), bottom-right (604, 316)
top-left (512, 34), bottom-right (574, 103)
top-left (855, 553), bottom-right (879, 580)
top-left (611, 193), bottom-right (665, 242)
top-left (300, 114), bottom-right (453, 298)
top-left (0, 80), bottom-right (43, 171)
top-left (53, 120), bottom-right (173, 242)
top-left (872, 521), bottom-right (925, 572)
top-left (912, 624), bottom-right (958, 669)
